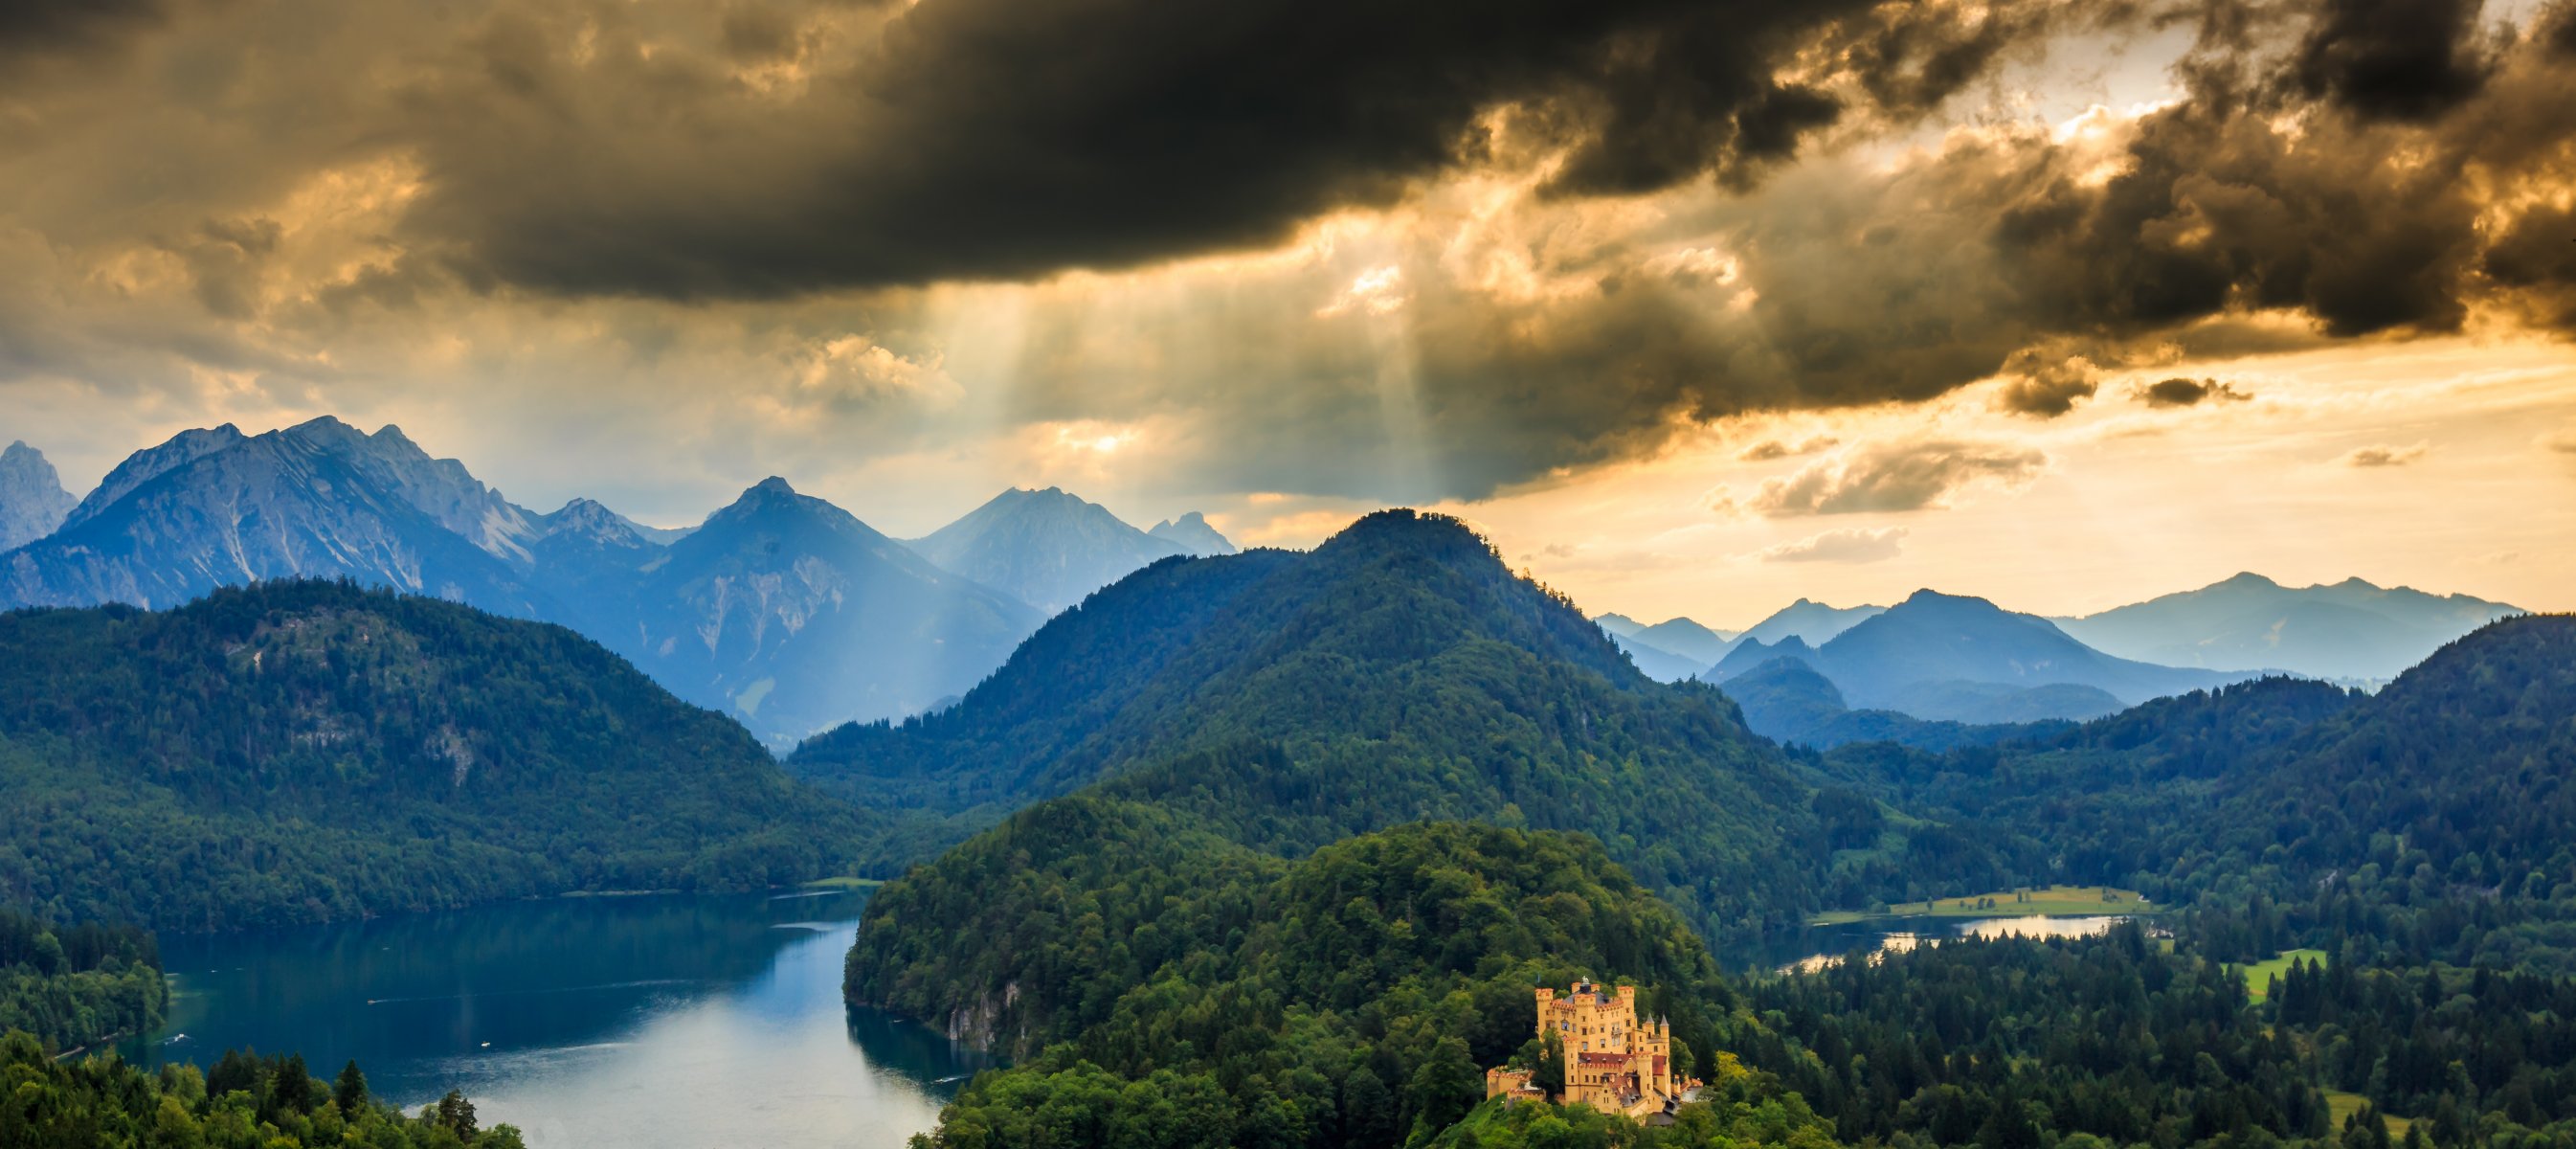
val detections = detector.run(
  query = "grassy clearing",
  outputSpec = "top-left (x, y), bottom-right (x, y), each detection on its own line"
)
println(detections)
top-left (2237, 948), bottom-right (2331, 1001)
top-left (802, 875), bottom-right (886, 890)
top-left (2326, 1090), bottom-right (2413, 1136)
top-left (1809, 885), bottom-right (2154, 926)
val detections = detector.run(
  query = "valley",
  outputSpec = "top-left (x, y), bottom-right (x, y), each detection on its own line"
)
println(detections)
top-left (0, 448), bottom-right (2568, 1149)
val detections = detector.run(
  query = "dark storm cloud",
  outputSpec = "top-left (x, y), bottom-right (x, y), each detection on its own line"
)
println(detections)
top-left (396, 0), bottom-right (1951, 300)
top-left (2291, 0), bottom-right (2496, 121)
top-left (7, 0), bottom-right (2576, 508)
top-left (0, 0), bottom-right (173, 57)
top-left (2139, 376), bottom-right (2252, 406)
top-left (1994, 349), bottom-right (2103, 417)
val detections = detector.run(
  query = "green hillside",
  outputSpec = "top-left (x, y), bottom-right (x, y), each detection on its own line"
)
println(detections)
top-left (799, 510), bottom-right (1855, 938)
top-left (854, 808), bottom-right (1781, 1148)
top-left (0, 580), bottom-right (874, 931)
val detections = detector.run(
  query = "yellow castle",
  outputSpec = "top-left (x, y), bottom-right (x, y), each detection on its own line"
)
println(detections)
top-left (1484, 979), bottom-right (1693, 1119)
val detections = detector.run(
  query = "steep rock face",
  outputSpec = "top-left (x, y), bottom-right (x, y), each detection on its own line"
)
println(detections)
top-left (1146, 510), bottom-right (1236, 556)
top-left (907, 486), bottom-right (1189, 614)
top-left (0, 441), bottom-right (78, 552)
top-left (59, 424), bottom-right (248, 532)
top-left (616, 478), bottom-right (1043, 746)
top-left (0, 418), bottom-right (557, 617)
top-left (2054, 571), bottom-right (2524, 681)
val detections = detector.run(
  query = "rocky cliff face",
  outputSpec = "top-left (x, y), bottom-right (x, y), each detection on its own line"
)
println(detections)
top-left (0, 417), bottom-right (557, 617)
top-left (0, 441), bottom-right (77, 552)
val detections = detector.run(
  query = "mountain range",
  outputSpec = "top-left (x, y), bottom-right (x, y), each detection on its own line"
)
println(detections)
top-left (2052, 571), bottom-right (2522, 681)
top-left (0, 419), bottom-right (1232, 745)
top-left (1702, 589), bottom-right (2243, 722)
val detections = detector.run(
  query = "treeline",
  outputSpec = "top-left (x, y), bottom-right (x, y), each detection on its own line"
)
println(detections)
top-left (856, 805), bottom-right (1765, 1149)
top-left (0, 908), bottom-right (165, 1051)
top-left (0, 580), bottom-right (875, 930)
top-left (1732, 923), bottom-right (2576, 1149)
top-left (1807, 618), bottom-right (2576, 972)
top-left (0, 1031), bottom-right (521, 1149)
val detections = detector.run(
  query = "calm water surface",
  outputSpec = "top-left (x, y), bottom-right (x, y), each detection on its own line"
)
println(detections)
top-left (1720, 914), bottom-right (2132, 974)
top-left (120, 889), bottom-right (991, 1149)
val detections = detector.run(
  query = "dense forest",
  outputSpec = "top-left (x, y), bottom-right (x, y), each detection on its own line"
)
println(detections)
top-left (0, 1032), bottom-right (521, 1148)
top-left (0, 580), bottom-right (876, 931)
top-left (802, 509), bottom-right (2003, 941)
top-left (855, 811), bottom-right (1783, 1149)
top-left (1732, 921), bottom-right (2576, 1149)
top-left (1809, 616), bottom-right (2576, 972)
top-left (0, 909), bottom-right (164, 1052)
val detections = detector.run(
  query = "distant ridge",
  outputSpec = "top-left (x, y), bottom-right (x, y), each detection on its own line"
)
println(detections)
top-left (1146, 510), bottom-right (1236, 556)
top-left (907, 486), bottom-right (1191, 614)
top-left (2054, 571), bottom-right (2523, 681)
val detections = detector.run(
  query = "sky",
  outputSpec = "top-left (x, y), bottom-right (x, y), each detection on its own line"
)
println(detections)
top-left (2, 0), bottom-right (2572, 627)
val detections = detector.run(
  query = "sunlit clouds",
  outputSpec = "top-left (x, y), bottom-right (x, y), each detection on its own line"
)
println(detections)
top-left (0, 0), bottom-right (2570, 617)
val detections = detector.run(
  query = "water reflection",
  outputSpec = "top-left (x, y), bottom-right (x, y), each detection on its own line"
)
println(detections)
top-left (124, 890), bottom-right (992, 1149)
top-left (1731, 915), bottom-right (2131, 976)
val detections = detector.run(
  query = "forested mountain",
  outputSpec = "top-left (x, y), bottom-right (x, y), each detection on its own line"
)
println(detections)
top-left (0, 442), bottom-right (76, 552)
top-left (0, 418), bottom-right (560, 618)
top-left (1146, 510), bottom-right (1237, 555)
top-left (0, 419), bottom-right (1053, 745)
top-left (795, 509), bottom-right (1877, 937)
top-left (1813, 615), bottom-right (2576, 969)
top-left (906, 486), bottom-right (1191, 614)
top-left (615, 478), bottom-right (1042, 745)
top-left (2055, 572), bottom-right (2525, 681)
top-left (0, 580), bottom-right (871, 931)
top-left (849, 811), bottom-right (1810, 1148)
top-left (0, 909), bottom-right (163, 1052)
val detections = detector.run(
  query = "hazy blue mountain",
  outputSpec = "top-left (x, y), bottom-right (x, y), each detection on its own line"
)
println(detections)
top-left (0, 441), bottom-right (77, 552)
top-left (2052, 571), bottom-right (2523, 681)
top-left (1723, 656), bottom-right (2070, 751)
top-left (1145, 510), bottom-right (1236, 555)
top-left (1816, 589), bottom-right (2250, 716)
top-left (1707, 598), bottom-right (1886, 667)
top-left (1597, 613), bottom-right (1736, 665)
top-left (1607, 632), bottom-right (1708, 682)
top-left (616, 478), bottom-right (1044, 746)
top-left (0, 417), bottom-right (559, 617)
top-left (1707, 634), bottom-right (1822, 680)
top-left (524, 497), bottom-right (667, 634)
top-left (907, 486), bottom-right (1191, 614)
top-left (58, 424), bottom-right (247, 531)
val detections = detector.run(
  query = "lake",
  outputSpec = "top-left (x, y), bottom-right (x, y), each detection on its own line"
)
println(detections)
top-left (119, 889), bottom-right (990, 1149)
top-left (1720, 914), bottom-right (2133, 974)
